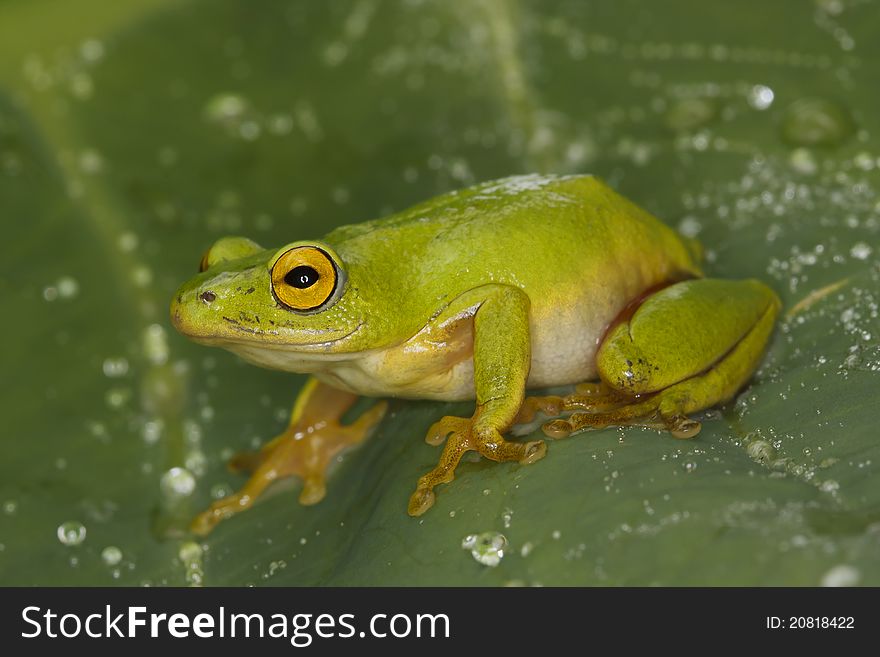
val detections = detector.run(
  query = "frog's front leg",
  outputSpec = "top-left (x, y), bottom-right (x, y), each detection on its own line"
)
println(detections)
top-left (541, 278), bottom-right (781, 439)
top-left (408, 285), bottom-right (545, 516)
top-left (191, 377), bottom-right (387, 535)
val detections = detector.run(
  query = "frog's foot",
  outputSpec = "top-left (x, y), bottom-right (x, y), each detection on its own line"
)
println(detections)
top-left (514, 382), bottom-right (630, 426)
top-left (409, 415), bottom-right (546, 516)
top-left (191, 397), bottom-right (387, 536)
top-left (540, 391), bottom-right (701, 440)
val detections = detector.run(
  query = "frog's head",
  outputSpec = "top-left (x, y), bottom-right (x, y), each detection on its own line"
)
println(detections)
top-left (171, 236), bottom-right (380, 370)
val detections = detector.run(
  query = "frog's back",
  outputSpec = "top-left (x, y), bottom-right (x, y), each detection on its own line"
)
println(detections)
top-left (327, 174), bottom-right (602, 244)
top-left (320, 174), bottom-right (703, 396)
top-left (325, 174), bottom-right (701, 291)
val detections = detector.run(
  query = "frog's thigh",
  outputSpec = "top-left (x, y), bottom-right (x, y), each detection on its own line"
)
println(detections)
top-left (597, 278), bottom-right (780, 397)
top-left (549, 278), bottom-right (781, 438)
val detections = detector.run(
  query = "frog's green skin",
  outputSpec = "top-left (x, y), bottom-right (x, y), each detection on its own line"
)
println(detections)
top-left (171, 174), bottom-right (781, 528)
top-left (174, 175), bottom-right (707, 399)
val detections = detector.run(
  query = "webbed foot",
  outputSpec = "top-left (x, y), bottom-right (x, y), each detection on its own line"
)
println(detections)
top-left (191, 379), bottom-right (387, 535)
top-left (408, 414), bottom-right (546, 517)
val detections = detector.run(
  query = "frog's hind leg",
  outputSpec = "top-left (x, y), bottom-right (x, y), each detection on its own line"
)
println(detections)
top-left (539, 279), bottom-right (781, 441)
top-left (514, 382), bottom-right (625, 424)
top-left (541, 394), bottom-right (696, 439)
top-left (191, 377), bottom-right (387, 535)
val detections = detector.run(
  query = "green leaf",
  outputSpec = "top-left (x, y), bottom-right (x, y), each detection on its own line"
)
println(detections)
top-left (1, 0), bottom-right (878, 586)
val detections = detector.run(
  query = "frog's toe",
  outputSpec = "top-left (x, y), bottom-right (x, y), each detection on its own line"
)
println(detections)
top-left (407, 487), bottom-right (436, 517)
top-left (298, 475), bottom-right (327, 506)
top-left (191, 494), bottom-right (251, 536)
top-left (541, 418), bottom-right (575, 439)
top-left (225, 434), bottom-right (286, 474)
top-left (476, 428), bottom-right (544, 463)
top-left (665, 414), bottom-right (702, 439)
top-left (513, 395), bottom-right (564, 424)
top-left (425, 415), bottom-right (470, 445)
top-left (520, 439), bottom-right (547, 464)
top-left (226, 449), bottom-right (264, 475)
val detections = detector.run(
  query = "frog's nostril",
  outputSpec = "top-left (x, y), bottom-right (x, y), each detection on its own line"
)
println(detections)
top-left (200, 290), bottom-right (217, 304)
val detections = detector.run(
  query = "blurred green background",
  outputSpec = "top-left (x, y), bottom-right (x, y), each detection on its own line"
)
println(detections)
top-left (1, 0), bottom-right (879, 586)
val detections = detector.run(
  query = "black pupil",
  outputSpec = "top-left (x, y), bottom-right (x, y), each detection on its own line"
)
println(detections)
top-left (285, 265), bottom-right (319, 289)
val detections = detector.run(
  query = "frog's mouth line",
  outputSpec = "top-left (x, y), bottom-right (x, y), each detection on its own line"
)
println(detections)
top-left (187, 319), bottom-right (366, 353)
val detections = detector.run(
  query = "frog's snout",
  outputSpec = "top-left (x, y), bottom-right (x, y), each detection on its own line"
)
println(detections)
top-left (170, 286), bottom-right (217, 332)
top-left (170, 294), bottom-right (185, 332)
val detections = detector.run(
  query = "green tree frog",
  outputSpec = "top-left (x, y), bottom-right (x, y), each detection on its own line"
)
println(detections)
top-left (171, 174), bottom-right (780, 535)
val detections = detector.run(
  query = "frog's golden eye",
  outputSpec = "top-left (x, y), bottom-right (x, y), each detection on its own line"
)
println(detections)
top-left (270, 246), bottom-right (341, 312)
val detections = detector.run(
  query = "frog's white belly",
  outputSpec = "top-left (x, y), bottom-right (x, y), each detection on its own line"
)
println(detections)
top-left (227, 286), bottom-right (629, 400)
top-left (312, 301), bottom-right (608, 401)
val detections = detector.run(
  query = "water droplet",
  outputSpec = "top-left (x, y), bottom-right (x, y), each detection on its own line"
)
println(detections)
top-left (117, 232), bottom-right (139, 252)
top-left (142, 324), bottom-right (169, 365)
top-left (79, 149), bottom-right (103, 174)
top-left (102, 357), bottom-right (129, 378)
top-left (80, 39), bottom-right (105, 63)
top-left (747, 85), bottom-right (775, 110)
top-left (821, 564), bottom-right (860, 587)
top-left (780, 98), bottom-right (855, 147)
top-left (141, 419), bottom-right (162, 444)
top-left (853, 152), bottom-right (875, 171)
top-left (185, 450), bottom-right (207, 476)
top-left (132, 265), bottom-right (152, 287)
top-left (179, 541), bottom-right (205, 587)
top-left (179, 541), bottom-right (203, 563)
top-left (323, 41), bottom-right (348, 66)
top-left (664, 97), bottom-right (717, 131)
top-left (160, 467), bottom-right (196, 499)
top-left (238, 120), bottom-right (261, 141)
top-left (789, 148), bottom-right (818, 175)
top-left (678, 216), bottom-right (702, 238)
top-left (210, 483), bottom-right (232, 500)
top-left (850, 242), bottom-right (872, 260)
top-left (204, 93), bottom-right (250, 128)
top-left (157, 147), bottom-right (178, 166)
top-left (57, 276), bottom-right (80, 299)
top-left (101, 546), bottom-right (123, 566)
top-left (57, 521), bottom-right (87, 546)
top-left (746, 439), bottom-right (777, 464)
top-left (69, 73), bottom-right (93, 99)
top-left (264, 560), bottom-right (287, 578)
top-left (104, 386), bottom-right (132, 409)
top-left (267, 114), bottom-right (293, 135)
top-left (3, 500), bottom-right (18, 515)
top-left (819, 479), bottom-right (839, 494)
top-left (461, 532), bottom-right (508, 567)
